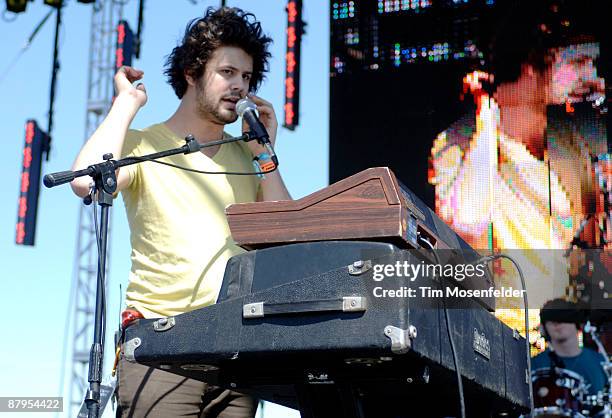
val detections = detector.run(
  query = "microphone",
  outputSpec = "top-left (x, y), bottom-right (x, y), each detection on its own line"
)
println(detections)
top-left (236, 97), bottom-right (278, 166)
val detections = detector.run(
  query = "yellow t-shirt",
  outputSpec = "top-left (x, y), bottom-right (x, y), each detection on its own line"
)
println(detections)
top-left (120, 123), bottom-right (259, 318)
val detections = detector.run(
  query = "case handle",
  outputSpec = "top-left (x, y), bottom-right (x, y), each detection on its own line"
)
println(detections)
top-left (243, 296), bottom-right (367, 319)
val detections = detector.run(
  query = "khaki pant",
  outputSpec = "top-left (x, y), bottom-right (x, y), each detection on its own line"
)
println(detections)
top-left (116, 350), bottom-right (257, 418)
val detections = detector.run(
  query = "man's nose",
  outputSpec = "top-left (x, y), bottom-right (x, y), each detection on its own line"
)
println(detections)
top-left (230, 77), bottom-right (247, 96)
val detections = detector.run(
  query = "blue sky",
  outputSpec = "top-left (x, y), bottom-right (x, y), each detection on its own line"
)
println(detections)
top-left (0, 1), bottom-right (327, 416)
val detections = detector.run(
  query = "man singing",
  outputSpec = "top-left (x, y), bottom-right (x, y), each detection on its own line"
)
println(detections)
top-left (70, 7), bottom-right (290, 417)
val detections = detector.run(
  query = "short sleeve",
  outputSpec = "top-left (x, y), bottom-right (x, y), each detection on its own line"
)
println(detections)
top-left (119, 129), bottom-right (144, 191)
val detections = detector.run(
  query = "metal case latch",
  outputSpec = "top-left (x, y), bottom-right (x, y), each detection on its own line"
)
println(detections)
top-left (124, 337), bottom-right (141, 363)
top-left (384, 325), bottom-right (417, 354)
top-left (348, 260), bottom-right (372, 276)
top-left (153, 317), bottom-right (175, 332)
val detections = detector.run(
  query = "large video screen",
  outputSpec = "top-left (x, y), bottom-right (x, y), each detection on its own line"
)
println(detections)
top-left (330, 0), bottom-right (610, 343)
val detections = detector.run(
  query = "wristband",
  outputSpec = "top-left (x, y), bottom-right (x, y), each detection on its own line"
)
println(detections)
top-left (253, 152), bottom-right (271, 162)
top-left (252, 160), bottom-right (264, 179)
top-left (252, 153), bottom-right (275, 178)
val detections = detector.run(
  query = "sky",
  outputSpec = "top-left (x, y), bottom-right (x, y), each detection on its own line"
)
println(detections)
top-left (0, 1), bottom-right (327, 416)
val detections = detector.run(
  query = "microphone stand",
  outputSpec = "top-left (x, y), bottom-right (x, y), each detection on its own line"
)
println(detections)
top-left (44, 132), bottom-right (261, 418)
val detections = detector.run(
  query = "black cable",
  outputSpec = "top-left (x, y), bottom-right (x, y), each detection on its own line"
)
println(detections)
top-left (121, 154), bottom-right (278, 176)
top-left (46, 3), bottom-right (63, 161)
top-left (477, 253), bottom-right (534, 414)
top-left (92, 197), bottom-right (106, 352)
top-left (417, 234), bottom-right (466, 418)
top-left (0, 9), bottom-right (54, 85)
top-left (134, 0), bottom-right (145, 59)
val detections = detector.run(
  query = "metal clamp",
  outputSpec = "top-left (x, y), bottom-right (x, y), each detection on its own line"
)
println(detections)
top-left (124, 337), bottom-right (141, 363)
top-left (342, 296), bottom-right (367, 312)
top-left (153, 317), bottom-right (175, 332)
top-left (348, 260), bottom-right (372, 276)
top-left (384, 325), bottom-right (417, 354)
top-left (243, 302), bottom-right (264, 319)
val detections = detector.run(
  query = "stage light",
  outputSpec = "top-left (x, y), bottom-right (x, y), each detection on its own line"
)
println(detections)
top-left (43, 0), bottom-right (61, 7)
top-left (6, 0), bottom-right (32, 13)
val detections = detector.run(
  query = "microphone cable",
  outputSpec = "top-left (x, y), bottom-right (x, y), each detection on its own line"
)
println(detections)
top-left (120, 154), bottom-right (278, 177)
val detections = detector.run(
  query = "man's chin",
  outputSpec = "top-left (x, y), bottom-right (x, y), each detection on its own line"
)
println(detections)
top-left (217, 109), bottom-right (239, 124)
top-left (226, 114), bottom-right (239, 124)
top-left (208, 111), bottom-right (238, 125)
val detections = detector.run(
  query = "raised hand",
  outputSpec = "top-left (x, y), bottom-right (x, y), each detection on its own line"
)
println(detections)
top-left (114, 66), bottom-right (148, 111)
top-left (242, 94), bottom-right (278, 157)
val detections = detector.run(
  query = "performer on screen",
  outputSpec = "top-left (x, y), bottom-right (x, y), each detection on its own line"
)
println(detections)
top-left (428, 2), bottom-right (608, 328)
top-left (428, 26), bottom-right (606, 252)
top-left (70, 7), bottom-right (291, 417)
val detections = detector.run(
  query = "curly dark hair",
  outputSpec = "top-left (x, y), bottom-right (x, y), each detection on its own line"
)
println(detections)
top-left (487, 0), bottom-right (583, 87)
top-left (487, 1), bottom-right (552, 86)
top-left (164, 7), bottom-right (273, 99)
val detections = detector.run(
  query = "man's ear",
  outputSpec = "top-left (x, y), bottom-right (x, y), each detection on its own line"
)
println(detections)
top-left (185, 71), bottom-right (196, 87)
